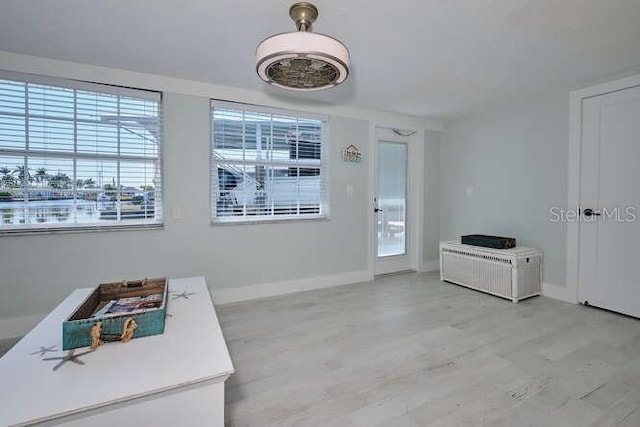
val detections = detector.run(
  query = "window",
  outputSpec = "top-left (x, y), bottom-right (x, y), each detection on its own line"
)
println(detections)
top-left (211, 101), bottom-right (327, 223)
top-left (0, 72), bottom-right (162, 233)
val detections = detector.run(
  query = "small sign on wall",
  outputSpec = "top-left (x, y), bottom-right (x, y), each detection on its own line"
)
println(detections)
top-left (342, 144), bottom-right (362, 163)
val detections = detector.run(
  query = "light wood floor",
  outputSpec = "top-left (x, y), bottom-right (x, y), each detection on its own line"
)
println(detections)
top-left (0, 336), bottom-right (19, 356)
top-left (218, 272), bottom-right (640, 427)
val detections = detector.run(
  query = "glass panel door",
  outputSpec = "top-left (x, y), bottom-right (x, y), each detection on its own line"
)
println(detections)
top-left (376, 141), bottom-right (407, 258)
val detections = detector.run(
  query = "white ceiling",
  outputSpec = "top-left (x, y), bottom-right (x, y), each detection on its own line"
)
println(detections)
top-left (1, 0), bottom-right (640, 119)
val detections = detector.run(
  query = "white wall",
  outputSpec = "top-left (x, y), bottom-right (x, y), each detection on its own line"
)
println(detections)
top-left (422, 130), bottom-right (442, 268)
top-left (440, 91), bottom-right (569, 287)
top-left (0, 52), bottom-right (439, 333)
top-left (0, 94), bottom-right (370, 316)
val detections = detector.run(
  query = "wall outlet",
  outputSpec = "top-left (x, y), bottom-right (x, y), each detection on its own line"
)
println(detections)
top-left (466, 186), bottom-right (474, 197)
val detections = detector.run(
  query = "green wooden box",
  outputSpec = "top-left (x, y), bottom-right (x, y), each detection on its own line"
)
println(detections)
top-left (62, 278), bottom-right (168, 350)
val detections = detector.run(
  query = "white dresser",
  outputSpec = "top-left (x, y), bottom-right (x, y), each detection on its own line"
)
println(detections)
top-left (0, 276), bottom-right (234, 427)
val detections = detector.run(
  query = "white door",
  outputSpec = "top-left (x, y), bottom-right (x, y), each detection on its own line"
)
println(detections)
top-left (578, 85), bottom-right (640, 317)
top-left (374, 139), bottom-right (411, 275)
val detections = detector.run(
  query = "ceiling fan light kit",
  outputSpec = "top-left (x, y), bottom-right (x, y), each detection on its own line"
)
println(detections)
top-left (256, 2), bottom-right (350, 91)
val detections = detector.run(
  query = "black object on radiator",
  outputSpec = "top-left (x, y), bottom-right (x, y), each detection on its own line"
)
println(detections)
top-left (461, 234), bottom-right (516, 249)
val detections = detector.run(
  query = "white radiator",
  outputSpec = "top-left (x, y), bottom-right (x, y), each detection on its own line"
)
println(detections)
top-left (440, 241), bottom-right (542, 303)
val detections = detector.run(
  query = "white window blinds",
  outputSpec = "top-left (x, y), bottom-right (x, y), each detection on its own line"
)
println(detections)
top-left (0, 71), bottom-right (163, 233)
top-left (211, 101), bottom-right (327, 222)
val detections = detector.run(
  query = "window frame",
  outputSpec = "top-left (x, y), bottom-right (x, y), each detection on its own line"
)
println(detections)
top-left (210, 100), bottom-right (329, 225)
top-left (0, 70), bottom-right (164, 235)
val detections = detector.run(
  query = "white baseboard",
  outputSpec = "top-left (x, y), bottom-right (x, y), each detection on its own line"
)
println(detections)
top-left (0, 278), bottom-right (571, 339)
top-left (213, 270), bottom-right (372, 305)
top-left (542, 282), bottom-right (577, 304)
top-left (419, 259), bottom-right (440, 273)
top-left (0, 313), bottom-right (46, 340)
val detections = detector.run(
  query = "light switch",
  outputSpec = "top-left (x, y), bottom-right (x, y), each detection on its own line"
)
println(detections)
top-left (172, 205), bottom-right (182, 219)
top-left (346, 185), bottom-right (354, 198)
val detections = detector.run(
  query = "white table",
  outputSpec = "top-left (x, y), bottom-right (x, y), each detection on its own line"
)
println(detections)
top-left (0, 277), bottom-right (235, 426)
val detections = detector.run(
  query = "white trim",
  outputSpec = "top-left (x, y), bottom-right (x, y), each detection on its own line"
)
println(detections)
top-left (566, 74), bottom-right (640, 306)
top-left (415, 134), bottom-right (427, 274)
top-left (211, 270), bottom-right (372, 305)
top-left (566, 89), bottom-right (582, 305)
top-left (0, 50), bottom-right (444, 132)
top-left (410, 132), bottom-right (425, 274)
top-left (0, 313), bottom-right (46, 340)
top-left (571, 74), bottom-right (640, 100)
top-left (371, 127), bottom-right (424, 276)
top-left (0, 278), bottom-right (569, 338)
top-left (375, 135), bottom-right (411, 275)
top-left (366, 121), bottom-right (376, 279)
top-left (211, 98), bottom-right (328, 122)
top-left (542, 282), bottom-right (575, 303)
top-left (1, 271), bottom-right (374, 338)
top-left (419, 259), bottom-right (440, 273)
top-left (0, 69), bottom-right (162, 100)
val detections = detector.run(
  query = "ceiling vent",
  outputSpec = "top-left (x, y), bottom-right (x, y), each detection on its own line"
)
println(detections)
top-left (256, 2), bottom-right (350, 91)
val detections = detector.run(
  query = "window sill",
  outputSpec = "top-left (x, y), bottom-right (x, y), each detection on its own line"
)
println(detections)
top-left (210, 215), bottom-right (329, 226)
top-left (0, 222), bottom-right (164, 237)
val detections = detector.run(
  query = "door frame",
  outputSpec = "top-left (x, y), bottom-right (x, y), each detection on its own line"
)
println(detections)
top-left (368, 126), bottom-right (424, 276)
top-left (375, 138), bottom-right (409, 273)
top-left (565, 73), bottom-right (640, 304)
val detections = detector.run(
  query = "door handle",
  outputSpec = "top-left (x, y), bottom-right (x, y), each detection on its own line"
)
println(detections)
top-left (373, 196), bottom-right (382, 213)
top-left (582, 208), bottom-right (601, 217)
